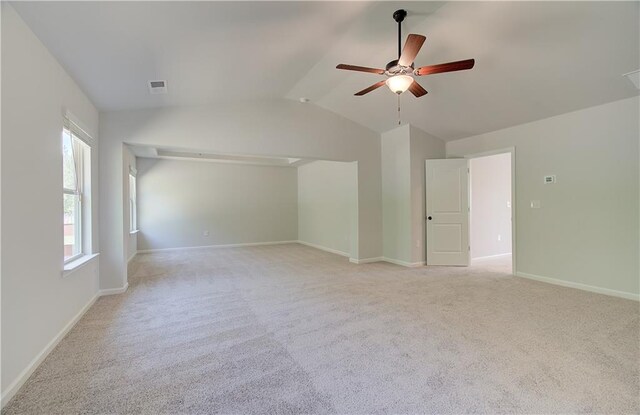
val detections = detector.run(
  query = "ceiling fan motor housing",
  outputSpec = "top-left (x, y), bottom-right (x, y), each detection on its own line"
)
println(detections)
top-left (385, 60), bottom-right (414, 77)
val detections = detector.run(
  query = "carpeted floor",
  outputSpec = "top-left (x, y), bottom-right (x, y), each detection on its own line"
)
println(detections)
top-left (3, 244), bottom-right (638, 414)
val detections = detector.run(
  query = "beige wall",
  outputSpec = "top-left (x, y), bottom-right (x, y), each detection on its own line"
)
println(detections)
top-left (470, 153), bottom-right (512, 258)
top-left (1, 4), bottom-right (100, 403)
top-left (297, 161), bottom-right (358, 257)
top-left (136, 158), bottom-right (298, 251)
top-left (447, 96), bottom-right (639, 298)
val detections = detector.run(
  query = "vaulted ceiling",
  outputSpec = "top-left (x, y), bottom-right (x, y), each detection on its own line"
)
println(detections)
top-left (12, 1), bottom-right (639, 141)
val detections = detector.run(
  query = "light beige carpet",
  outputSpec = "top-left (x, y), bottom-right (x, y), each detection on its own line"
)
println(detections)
top-left (3, 244), bottom-right (638, 414)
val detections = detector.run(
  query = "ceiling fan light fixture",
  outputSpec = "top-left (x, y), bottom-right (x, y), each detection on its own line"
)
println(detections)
top-left (335, 9), bottom-right (474, 102)
top-left (386, 75), bottom-right (413, 94)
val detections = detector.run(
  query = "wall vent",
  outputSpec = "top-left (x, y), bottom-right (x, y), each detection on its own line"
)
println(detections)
top-left (148, 80), bottom-right (168, 94)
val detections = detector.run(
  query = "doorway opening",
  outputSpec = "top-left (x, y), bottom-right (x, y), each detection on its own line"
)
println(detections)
top-left (469, 151), bottom-right (514, 274)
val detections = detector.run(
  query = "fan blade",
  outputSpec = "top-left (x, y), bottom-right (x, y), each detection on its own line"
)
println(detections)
top-left (355, 80), bottom-right (387, 96)
top-left (336, 64), bottom-right (385, 75)
top-left (398, 34), bottom-right (426, 67)
top-left (415, 59), bottom-right (475, 76)
top-left (408, 81), bottom-right (428, 97)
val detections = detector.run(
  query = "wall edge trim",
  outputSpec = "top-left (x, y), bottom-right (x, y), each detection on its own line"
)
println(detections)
top-left (472, 253), bottom-right (512, 260)
top-left (296, 240), bottom-right (350, 258)
top-left (99, 283), bottom-right (129, 296)
top-left (382, 257), bottom-right (425, 267)
top-left (1, 293), bottom-right (99, 409)
top-left (349, 257), bottom-right (384, 264)
top-left (136, 240), bottom-right (297, 254)
top-left (515, 271), bottom-right (639, 301)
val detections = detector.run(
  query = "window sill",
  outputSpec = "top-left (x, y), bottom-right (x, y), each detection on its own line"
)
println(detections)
top-left (63, 253), bottom-right (99, 278)
top-left (129, 229), bottom-right (140, 235)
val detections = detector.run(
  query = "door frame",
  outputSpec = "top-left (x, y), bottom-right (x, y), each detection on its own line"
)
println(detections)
top-left (464, 147), bottom-right (516, 275)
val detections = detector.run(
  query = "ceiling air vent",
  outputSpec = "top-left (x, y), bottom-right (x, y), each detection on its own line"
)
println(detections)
top-left (148, 80), bottom-right (168, 94)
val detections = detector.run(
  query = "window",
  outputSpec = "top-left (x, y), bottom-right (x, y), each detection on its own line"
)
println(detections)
top-left (63, 124), bottom-right (90, 263)
top-left (129, 170), bottom-right (137, 232)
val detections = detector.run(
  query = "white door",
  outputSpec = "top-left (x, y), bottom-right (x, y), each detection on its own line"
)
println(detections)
top-left (425, 159), bottom-right (470, 266)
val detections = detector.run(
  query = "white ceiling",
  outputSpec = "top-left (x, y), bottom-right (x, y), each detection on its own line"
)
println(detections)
top-left (12, 1), bottom-right (639, 141)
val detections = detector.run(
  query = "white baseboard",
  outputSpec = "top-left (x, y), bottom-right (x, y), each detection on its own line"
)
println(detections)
top-left (1, 293), bottom-right (99, 409)
top-left (349, 257), bottom-right (425, 267)
top-left (382, 257), bottom-right (425, 267)
top-left (99, 283), bottom-right (129, 296)
top-left (296, 240), bottom-right (349, 257)
top-left (136, 240), bottom-right (297, 254)
top-left (127, 252), bottom-right (137, 263)
top-left (472, 253), bottom-right (512, 260)
top-left (515, 271), bottom-right (639, 301)
top-left (2, 281), bottom-right (132, 408)
top-left (349, 257), bottom-right (383, 264)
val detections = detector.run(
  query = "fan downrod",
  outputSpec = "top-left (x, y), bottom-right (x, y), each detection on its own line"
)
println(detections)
top-left (393, 10), bottom-right (407, 59)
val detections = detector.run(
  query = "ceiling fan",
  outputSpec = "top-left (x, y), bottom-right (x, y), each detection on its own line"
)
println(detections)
top-left (336, 9), bottom-right (475, 97)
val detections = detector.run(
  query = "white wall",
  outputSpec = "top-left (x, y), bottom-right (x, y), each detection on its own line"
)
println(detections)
top-left (136, 158), bottom-right (297, 250)
top-left (1, 4), bottom-right (100, 403)
top-left (470, 153), bottom-right (512, 258)
top-left (447, 96), bottom-right (639, 298)
top-left (297, 161), bottom-right (358, 257)
top-left (100, 101), bottom-right (382, 289)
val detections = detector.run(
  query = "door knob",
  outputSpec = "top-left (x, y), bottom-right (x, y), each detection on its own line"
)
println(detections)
top-left (427, 216), bottom-right (432, 220)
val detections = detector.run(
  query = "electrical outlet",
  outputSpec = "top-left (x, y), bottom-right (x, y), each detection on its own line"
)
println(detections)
top-left (530, 200), bottom-right (541, 209)
top-left (498, 235), bottom-right (502, 241)
top-left (203, 231), bottom-right (209, 237)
